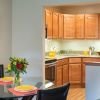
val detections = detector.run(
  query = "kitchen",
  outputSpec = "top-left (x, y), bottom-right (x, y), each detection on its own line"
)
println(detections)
top-left (45, 3), bottom-right (100, 99)
top-left (1, 0), bottom-right (100, 100)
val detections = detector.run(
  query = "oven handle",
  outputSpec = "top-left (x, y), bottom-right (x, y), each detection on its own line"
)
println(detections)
top-left (45, 62), bottom-right (56, 66)
top-left (45, 64), bottom-right (56, 68)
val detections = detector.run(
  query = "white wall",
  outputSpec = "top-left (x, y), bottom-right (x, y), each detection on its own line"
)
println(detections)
top-left (43, 0), bottom-right (100, 6)
top-left (0, 0), bottom-right (12, 67)
top-left (12, 0), bottom-right (44, 79)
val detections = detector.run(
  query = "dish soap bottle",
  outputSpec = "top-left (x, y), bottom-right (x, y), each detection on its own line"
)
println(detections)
top-left (48, 47), bottom-right (56, 58)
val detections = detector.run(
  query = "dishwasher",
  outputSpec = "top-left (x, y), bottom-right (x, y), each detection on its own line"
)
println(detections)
top-left (45, 58), bottom-right (57, 88)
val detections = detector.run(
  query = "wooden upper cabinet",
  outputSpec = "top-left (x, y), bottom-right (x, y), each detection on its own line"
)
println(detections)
top-left (64, 14), bottom-right (75, 39)
top-left (45, 10), bottom-right (52, 39)
top-left (59, 13), bottom-right (64, 39)
top-left (75, 14), bottom-right (85, 39)
top-left (85, 14), bottom-right (98, 39)
top-left (52, 12), bottom-right (59, 39)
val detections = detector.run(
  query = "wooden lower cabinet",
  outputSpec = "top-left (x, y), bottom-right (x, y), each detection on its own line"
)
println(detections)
top-left (56, 66), bottom-right (63, 86)
top-left (56, 65), bottom-right (69, 86)
top-left (69, 64), bottom-right (81, 85)
top-left (56, 58), bottom-right (82, 87)
top-left (55, 57), bottom-right (100, 88)
top-left (63, 65), bottom-right (69, 84)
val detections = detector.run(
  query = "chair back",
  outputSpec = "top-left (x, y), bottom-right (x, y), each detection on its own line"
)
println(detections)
top-left (36, 83), bottom-right (70, 100)
top-left (0, 64), bottom-right (4, 78)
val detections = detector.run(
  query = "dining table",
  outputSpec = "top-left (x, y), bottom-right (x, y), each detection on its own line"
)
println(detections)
top-left (0, 77), bottom-right (43, 100)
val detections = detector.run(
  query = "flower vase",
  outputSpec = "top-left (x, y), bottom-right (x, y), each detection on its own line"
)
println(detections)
top-left (14, 73), bottom-right (20, 86)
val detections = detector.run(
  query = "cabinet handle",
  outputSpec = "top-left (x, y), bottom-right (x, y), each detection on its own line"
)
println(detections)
top-left (45, 24), bottom-right (47, 38)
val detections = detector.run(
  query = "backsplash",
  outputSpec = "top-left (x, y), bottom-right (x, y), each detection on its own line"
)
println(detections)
top-left (45, 39), bottom-right (62, 52)
top-left (45, 39), bottom-right (100, 52)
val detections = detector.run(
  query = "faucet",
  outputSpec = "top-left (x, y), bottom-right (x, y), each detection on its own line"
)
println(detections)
top-left (89, 46), bottom-right (95, 55)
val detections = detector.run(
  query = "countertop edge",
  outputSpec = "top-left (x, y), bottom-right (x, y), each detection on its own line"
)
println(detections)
top-left (84, 61), bottom-right (100, 66)
top-left (56, 56), bottom-right (100, 60)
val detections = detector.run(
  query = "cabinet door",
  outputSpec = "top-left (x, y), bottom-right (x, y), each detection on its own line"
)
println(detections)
top-left (69, 64), bottom-right (81, 84)
top-left (52, 12), bottom-right (59, 39)
top-left (56, 66), bottom-right (63, 86)
top-left (85, 14), bottom-right (98, 39)
top-left (64, 14), bottom-right (75, 39)
top-left (59, 14), bottom-right (64, 39)
top-left (45, 10), bottom-right (52, 39)
top-left (63, 65), bottom-right (69, 84)
top-left (76, 14), bottom-right (85, 39)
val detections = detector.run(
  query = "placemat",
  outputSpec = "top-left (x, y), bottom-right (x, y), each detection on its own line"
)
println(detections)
top-left (8, 88), bottom-right (38, 96)
top-left (0, 81), bottom-right (13, 85)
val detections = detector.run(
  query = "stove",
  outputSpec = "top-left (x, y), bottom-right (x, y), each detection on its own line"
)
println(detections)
top-left (45, 58), bottom-right (57, 88)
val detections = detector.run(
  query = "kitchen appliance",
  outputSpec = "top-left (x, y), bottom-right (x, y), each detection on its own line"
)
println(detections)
top-left (45, 58), bottom-right (57, 88)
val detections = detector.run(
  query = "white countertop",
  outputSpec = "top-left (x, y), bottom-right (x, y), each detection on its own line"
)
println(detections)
top-left (46, 54), bottom-right (100, 60)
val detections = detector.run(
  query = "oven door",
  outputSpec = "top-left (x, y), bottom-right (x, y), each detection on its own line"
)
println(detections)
top-left (45, 62), bottom-right (56, 88)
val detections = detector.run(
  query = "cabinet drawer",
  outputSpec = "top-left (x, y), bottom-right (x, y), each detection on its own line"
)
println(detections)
top-left (83, 58), bottom-right (100, 62)
top-left (63, 58), bottom-right (68, 64)
top-left (56, 59), bottom-right (63, 66)
top-left (69, 58), bottom-right (81, 63)
top-left (56, 58), bottom-right (68, 66)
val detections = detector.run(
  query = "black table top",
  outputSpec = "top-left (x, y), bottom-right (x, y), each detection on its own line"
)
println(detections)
top-left (0, 77), bottom-right (42, 99)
